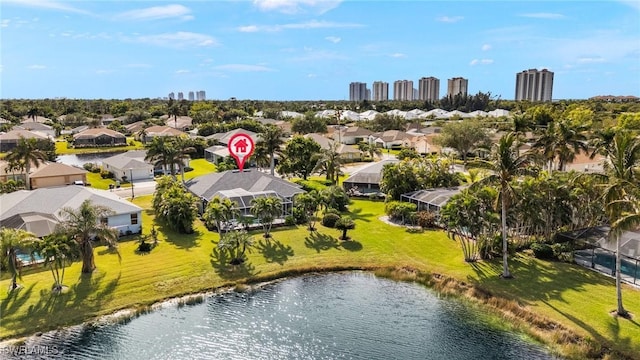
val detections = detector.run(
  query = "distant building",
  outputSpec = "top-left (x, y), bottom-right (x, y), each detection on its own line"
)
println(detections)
top-left (418, 77), bottom-right (440, 102)
top-left (168, 92), bottom-right (175, 100)
top-left (393, 80), bottom-right (414, 101)
top-left (196, 90), bottom-right (206, 101)
top-left (447, 77), bottom-right (468, 97)
top-left (177, 92), bottom-right (184, 100)
top-left (349, 82), bottom-right (368, 101)
top-left (372, 81), bottom-right (389, 101)
top-left (515, 69), bottom-right (554, 102)
top-left (188, 91), bottom-right (195, 101)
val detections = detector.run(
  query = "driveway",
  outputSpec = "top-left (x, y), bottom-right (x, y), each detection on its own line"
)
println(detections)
top-left (112, 179), bottom-right (157, 199)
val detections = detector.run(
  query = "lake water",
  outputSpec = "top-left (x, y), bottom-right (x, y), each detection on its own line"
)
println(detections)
top-left (3, 272), bottom-right (558, 359)
top-left (56, 152), bottom-right (124, 167)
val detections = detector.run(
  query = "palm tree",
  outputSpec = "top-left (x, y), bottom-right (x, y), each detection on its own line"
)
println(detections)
top-left (146, 137), bottom-right (192, 179)
top-left (145, 137), bottom-right (170, 175)
top-left (0, 228), bottom-right (39, 291)
top-left (313, 142), bottom-right (345, 185)
top-left (203, 196), bottom-right (239, 239)
top-left (251, 196), bottom-right (283, 238)
top-left (533, 120), bottom-right (589, 172)
top-left (358, 141), bottom-right (382, 160)
top-left (259, 125), bottom-right (285, 176)
top-left (57, 200), bottom-right (119, 274)
top-left (173, 137), bottom-right (196, 182)
top-left (5, 137), bottom-right (48, 190)
top-left (35, 233), bottom-right (77, 292)
top-left (296, 191), bottom-right (321, 231)
top-left (601, 132), bottom-right (640, 317)
top-left (471, 132), bottom-right (537, 278)
top-left (335, 216), bottom-right (356, 240)
top-left (168, 103), bottom-right (181, 128)
top-left (217, 230), bottom-right (254, 265)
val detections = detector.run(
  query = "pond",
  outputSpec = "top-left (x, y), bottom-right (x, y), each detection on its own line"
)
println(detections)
top-left (3, 272), bottom-right (558, 359)
top-left (56, 152), bottom-right (125, 168)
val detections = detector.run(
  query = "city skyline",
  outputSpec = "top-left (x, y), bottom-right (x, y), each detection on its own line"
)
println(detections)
top-left (1, 1), bottom-right (639, 100)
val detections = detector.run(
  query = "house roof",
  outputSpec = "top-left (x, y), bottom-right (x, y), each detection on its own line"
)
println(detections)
top-left (185, 170), bottom-right (305, 201)
top-left (0, 129), bottom-right (50, 141)
top-left (73, 128), bottom-right (126, 139)
top-left (21, 116), bottom-right (51, 123)
top-left (144, 125), bottom-right (186, 137)
top-left (29, 162), bottom-right (87, 178)
top-left (343, 159), bottom-right (399, 185)
top-left (304, 133), bottom-right (361, 154)
top-left (371, 130), bottom-right (412, 142)
top-left (15, 122), bottom-right (53, 131)
top-left (338, 126), bottom-right (374, 138)
top-left (0, 159), bottom-right (47, 176)
top-left (401, 187), bottom-right (463, 209)
top-left (0, 187), bottom-right (142, 237)
top-left (101, 150), bottom-right (151, 170)
top-left (204, 145), bottom-right (230, 157)
top-left (163, 116), bottom-right (193, 129)
top-left (207, 128), bottom-right (258, 145)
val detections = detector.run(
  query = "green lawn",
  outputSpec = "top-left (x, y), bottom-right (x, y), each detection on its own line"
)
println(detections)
top-left (55, 138), bottom-right (144, 155)
top-left (184, 159), bottom-right (216, 180)
top-left (1, 198), bottom-right (639, 358)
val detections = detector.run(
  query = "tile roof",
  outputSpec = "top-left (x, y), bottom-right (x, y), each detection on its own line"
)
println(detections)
top-left (73, 128), bottom-right (126, 139)
top-left (185, 170), bottom-right (305, 201)
top-left (0, 129), bottom-right (49, 141)
top-left (101, 150), bottom-right (151, 170)
top-left (343, 159), bottom-right (399, 185)
top-left (29, 162), bottom-right (87, 178)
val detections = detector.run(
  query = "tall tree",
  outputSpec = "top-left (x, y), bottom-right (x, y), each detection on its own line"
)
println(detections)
top-left (533, 120), bottom-right (589, 172)
top-left (57, 200), bottom-right (119, 274)
top-left (601, 132), bottom-right (640, 317)
top-left (203, 196), bottom-right (239, 239)
top-left (277, 136), bottom-right (321, 180)
top-left (435, 120), bottom-right (489, 167)
top-left (5, 137), bottom-right (49, 190)
top-left (156, 183), bottom-right (198, 234)
top-left (471, 132), bottom-right (537, 278)
top-left (296, 191), bottom-right (322, 231)
top-left (0, 228), bottom-right (39, 291)
top-left (251, 196), bottom-right (283, 239)
top-left (34, 233), bottom-right (77, 292)
top-left (217, 230), bottom-right (254, 265)
top-left (259, 125), bottom-right (285, 176)
top-left (313, 142), bottom-right (345, 184)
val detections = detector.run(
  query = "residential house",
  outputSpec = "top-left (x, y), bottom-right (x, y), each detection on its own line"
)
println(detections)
top-left (369, 130), bottom-right (413, 149)
top-left (304, 133), bottom-right (362, 162)
top-left (0, 186), bottom-right (143, 237)
top-left (14, 122), bottom-right (56, 138)
top-left (29, 162), bottom-right (88, 189)
top-left (185, 170), bottom-right (305, 217)
top-left (101, 150), bottom-right (155, 181)
top-left (139, 125), bottom-right (186, 143)
top-left (404, 134), bottom-right (441, 155)
top-left (333, 126), bottom-right (374, 145)
top-left (163, 115), bottom-right (193, 131)
top-left (342, 159), bottom-right (398, 195)
top-left (206, 128), bottom-right (259, 146)
top-left (0, 159), bottom-right (47, 183)
top-left (21, 115), bottom-right (51, 124)
top-left (0, 130), bottom-right (51, 152)
top-left (73, 128), bottom-right (127, 147)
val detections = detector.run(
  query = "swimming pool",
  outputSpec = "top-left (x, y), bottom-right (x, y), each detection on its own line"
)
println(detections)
top-left (575, 249), bottom-right (639, 284)
top-left (15, 251), bottom-right (44, 266)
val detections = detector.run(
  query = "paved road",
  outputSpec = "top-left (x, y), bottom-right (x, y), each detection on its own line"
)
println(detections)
top-left (112, 180), bottom-right (157, 199)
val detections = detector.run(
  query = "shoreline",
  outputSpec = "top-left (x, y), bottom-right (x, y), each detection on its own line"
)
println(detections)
top-left (0, 266), bottom-right (625, 359)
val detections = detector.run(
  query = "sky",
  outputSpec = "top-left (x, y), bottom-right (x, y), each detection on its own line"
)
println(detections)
top-left (1, 0), bottom-right (639, 101)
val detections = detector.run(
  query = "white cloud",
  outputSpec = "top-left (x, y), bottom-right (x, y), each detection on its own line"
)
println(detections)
top-left (238, 20), bottom-right (363, 32)
top-left (96, 69), bottom-right (114, 74)
top-left (131, 32), bottom-right (218, 48)
top-left (3, 0), bottom-right (90, 15)
top-left (519, 13), bottom-right (565, 19)
top-left (253, 0), bottom-right (342, 14)
top-left (469, 59), bottom-right (494, 66)
top-left (390, 53), bottom-right (406, 58)
top-left (27, 64), bottom-right (46, 69)
top-left (116, 4), bottom-right (193, 21)
top-left (213, 64), bottom-right (275, 72)
top-left (325, 36), bottom-right (341, 43)
top-left (481, 44), bottom-right (491, 51)
top-left (576, 56), bottom-right (606, 64)
top-left (176, 69), bottom-right (190, 74)
top-left (1, 20), bottom-right (10, 28)
top-left (436, 16), bottom-right (463, 23)
top-left (307, 73), bottom-right (317, 78)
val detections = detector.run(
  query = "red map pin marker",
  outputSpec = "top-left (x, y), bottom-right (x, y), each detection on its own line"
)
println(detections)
top-left (228, 133), bottom-right (255, 171)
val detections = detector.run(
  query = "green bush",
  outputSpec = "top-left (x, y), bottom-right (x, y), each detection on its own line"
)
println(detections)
top-left (531, 243), bottom-right (554, 260)
top-left (322, 213), bottom-right (341, 228)
top-left (292, 206), bottom-right (308, 225)
top-left (100, 170), bottom-right (114, 179)
top-left (284, 215), bottom-right (296, 226)
top-left (324, 208), bottom-right (340, 216)
top-left (552, 242), bottom-right (574, 262)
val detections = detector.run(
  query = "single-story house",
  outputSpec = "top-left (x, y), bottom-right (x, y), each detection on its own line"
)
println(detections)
top-left (101, 150), bottom-right (155, 181)
top-left (73, 128), bottom-right (127, 147)
top-left (21, 116), bottom-right (51, 124)
top-left (369, 130), bottom-right (413, 149)
top-left (400, 187), bottom-right (463, 213)
top-left (204, 145), bottom-right (230, 164)
top-left (0, 130), bottom-right (52, 152)
top-left (254, 118), bottom-right (293, 136)
top-left (404, 134), bottom-right (442, 155)
top-left (0, 186), bottom-right (143, 237)
top-left (139, 125), bottom-right (186, 143)
top-left (124, 121), bottom-right (145, 136)
top-left (206, 128), bottom-right (259, 146)
top-left (185, 170), bottom-right (305, 217)
top-left (163, 116), bottom-right (193, 131)
top-left (342, 159), bottom-right (398, 195)
top-left (333, 126), bottom-right (374, 145)
top-left (0, 159), bottom-right (47, 183)
top-left (14, 122), bottom-right (56, 138)
top-left (305, 133), bottom-right (362, 162)
top-left (29, 162), bottom-right (88, 189)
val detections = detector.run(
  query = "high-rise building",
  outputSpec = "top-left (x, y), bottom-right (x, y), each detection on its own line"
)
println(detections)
top-left (372, 81), bottom-right (389, 101)
top-left (515, 69), bottom-right (554, 102)
top-left (177, 92), bottom-right (184, 100)
top-left (196, 90), bottom-right (206, 101)
top-left (168, 92), bottom-right (175, 100)
top-left (188, 91), bottom-right (195, 101)
top-left (393, 80), bottom-right (414, 101)
top-left (418, 77), bottom-right (440, 102)
top-left (349, 82), bottom-right (368, 101)
top-left (447, 77), bottom-right (468, 97)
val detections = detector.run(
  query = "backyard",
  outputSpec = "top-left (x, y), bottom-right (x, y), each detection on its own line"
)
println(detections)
top-left (0, 197), bottom-right (639, 359)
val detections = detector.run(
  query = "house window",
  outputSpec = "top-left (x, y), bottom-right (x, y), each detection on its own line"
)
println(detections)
top-left (101, 217), bottom-right (108, 225)
top-left (131, 213), bottom-right (138, 225)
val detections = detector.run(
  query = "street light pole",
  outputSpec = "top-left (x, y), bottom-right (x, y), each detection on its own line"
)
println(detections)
top-left (130, 168), bottom-right (134, 199)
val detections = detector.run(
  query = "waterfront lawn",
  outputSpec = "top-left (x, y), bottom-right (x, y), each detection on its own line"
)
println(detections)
top-left (55, 138), bottom-right (144, 155)
top-left (1, 198), bottom-right (639, 358)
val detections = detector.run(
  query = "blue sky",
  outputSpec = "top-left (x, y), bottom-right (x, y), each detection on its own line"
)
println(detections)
top-left (1, 1), bottom-right (639, 100)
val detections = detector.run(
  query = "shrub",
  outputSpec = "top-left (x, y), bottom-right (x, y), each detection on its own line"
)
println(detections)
top-left (531, 243), bottom-right (554, 260)
top-left (324, 208), bottom-right (340, 216)
top-left (552, 242), bottom-right (574, 262)
top-left (137, 240), bottom-right (152, 253)
top-left (322, 213), bottom-right (341, 228)
top-left (416, 210), bottom-right (438, 229)
top-left (284, 215), bottom-right (296, 226)
top-left (292, 206), bottom-right (308, 225)
top-left (100, 170), bottom-right (114, 179)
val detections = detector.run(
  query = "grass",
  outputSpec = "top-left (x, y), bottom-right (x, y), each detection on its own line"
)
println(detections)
top-left (1, 198), bottom-right (639, 359)
top-left (55, 138), bottom-right (144, 155)
top-left (183, 159), bottom-right (216, 180)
